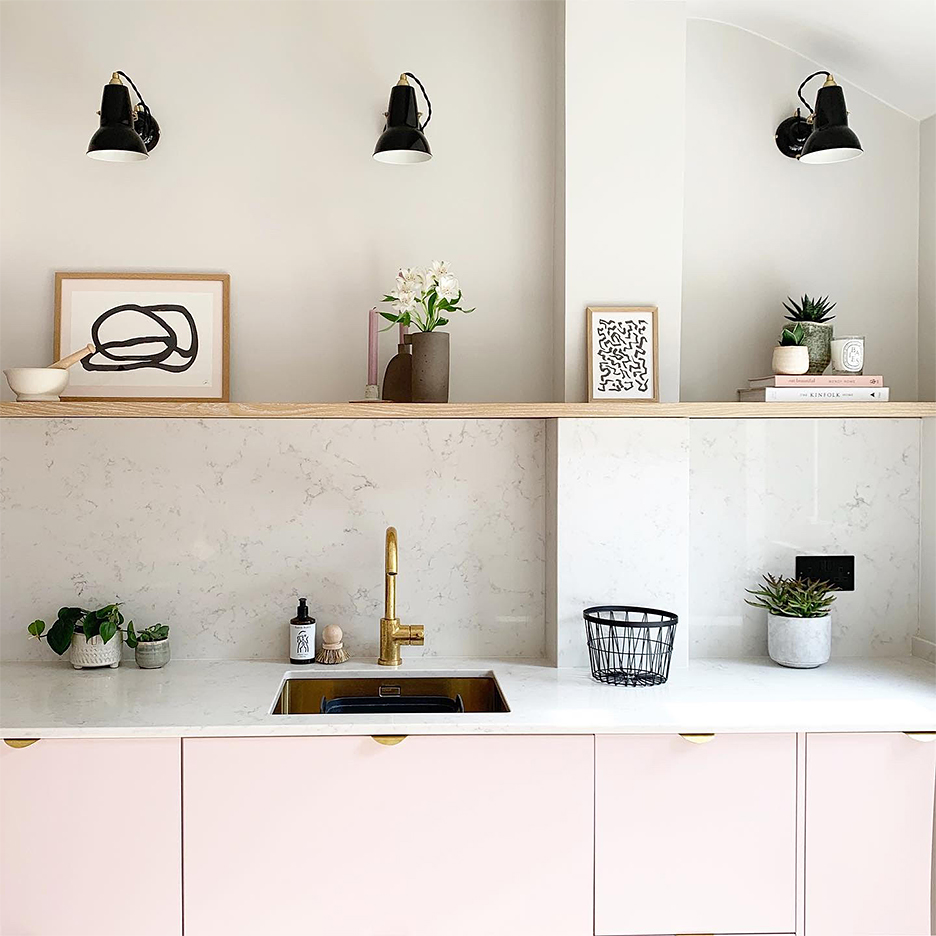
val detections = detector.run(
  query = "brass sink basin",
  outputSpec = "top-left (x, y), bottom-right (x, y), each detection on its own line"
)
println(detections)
top-left (273, 675), bottom-right (509, 715)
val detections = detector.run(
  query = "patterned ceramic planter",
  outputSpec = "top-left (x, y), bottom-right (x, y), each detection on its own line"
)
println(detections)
top-left (135, 638), bottom-right (170, 669)
top-left (767, 613), bottom-right (831, 668)
top-left (800, 322), bottom-right (833, 374)
top-left (69, 632), bottom-right (121, 669)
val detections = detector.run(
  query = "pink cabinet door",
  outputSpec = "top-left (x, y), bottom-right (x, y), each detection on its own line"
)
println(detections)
top-left (0, 737), bottom-right (182, 936)
top-left (183, 735), bottom-right (593, 936)
top-left (805, 732), bottom-right (936, 935)
top-left (595, 733), bottom-right (796, 935)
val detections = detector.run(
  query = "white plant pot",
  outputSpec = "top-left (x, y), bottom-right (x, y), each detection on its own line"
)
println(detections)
top-left (69, 632), bottom-right (122, 669)
top-left (772, 345), bottom-right (809, 376)
top-left (767, 613), bottom-right (831, 669)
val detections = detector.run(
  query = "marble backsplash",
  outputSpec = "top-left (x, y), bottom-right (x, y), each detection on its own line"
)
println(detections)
top-left (0, 416), bottom-right (926, 665)
top-left (552, 418), bottom-right (923, 666)
top-left (0, 419), bottom-right (546, 662)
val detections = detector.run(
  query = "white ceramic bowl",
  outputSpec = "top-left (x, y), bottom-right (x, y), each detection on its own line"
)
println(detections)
top-left (3, 368), bottom-right (68, 401)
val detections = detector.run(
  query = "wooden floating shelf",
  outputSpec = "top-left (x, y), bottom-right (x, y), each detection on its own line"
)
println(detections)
top-left (1, 401), bottom-right (934, 419)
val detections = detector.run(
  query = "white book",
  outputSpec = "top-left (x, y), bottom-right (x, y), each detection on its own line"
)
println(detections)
top-left (738, 387), bottom-right (890, 402)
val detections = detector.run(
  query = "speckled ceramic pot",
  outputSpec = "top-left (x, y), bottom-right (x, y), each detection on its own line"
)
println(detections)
top-left (767, 613), bottom-right (831, 668)
top-left (135, 638), bottom-right (170, 669)
top-left (772, 345), bottom-right (809, 375)
top-left (69, 632), bottom-right (121, 669)
top-left (410, 331), bottom-right (450, 403)
top-left (800, 322), bottom-right (833, 375)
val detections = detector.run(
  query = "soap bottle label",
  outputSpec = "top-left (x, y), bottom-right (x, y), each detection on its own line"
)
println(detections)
top-left (290, 623), bottom-right (314, 664)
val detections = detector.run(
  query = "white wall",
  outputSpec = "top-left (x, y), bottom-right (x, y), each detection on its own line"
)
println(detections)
top-left (919, 115), bottom-right (935, 401)
top-left (0, 1), bottom-right (558, 403)
top-left (563, 0), bottom-right (686, 402)
top-left (680, 19), bottom-right (921, 402)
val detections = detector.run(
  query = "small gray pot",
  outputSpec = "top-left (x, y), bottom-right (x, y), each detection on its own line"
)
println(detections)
top-left (799, 322), bottom-right (833, 374)
top-left (135, 638), bottom-right (170, 669)
top-left (767, 613), bottom-right (831, 668)
top-left (410, 331), bottom-right (450, 403)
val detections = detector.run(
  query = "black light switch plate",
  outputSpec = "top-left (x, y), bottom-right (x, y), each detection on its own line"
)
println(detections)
top-left (796, 555), bottom-right (854, 591)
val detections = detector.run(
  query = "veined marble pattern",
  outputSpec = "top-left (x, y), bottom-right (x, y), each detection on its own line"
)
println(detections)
top-left (689, 419), bottom-right (921, 658)
top-left (554, 419), bottom-right (690, 669)
top-left (0, 419), bottom-right (545, 662)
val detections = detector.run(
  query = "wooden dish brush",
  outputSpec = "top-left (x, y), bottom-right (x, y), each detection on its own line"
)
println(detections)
top-left (315, 624), bottom-right (349, 664)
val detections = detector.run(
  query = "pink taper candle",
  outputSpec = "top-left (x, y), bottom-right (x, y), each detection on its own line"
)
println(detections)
top-left (367, 308), bottom-right (379, 386)
top-left (399, 322), bottom-right (409, 346)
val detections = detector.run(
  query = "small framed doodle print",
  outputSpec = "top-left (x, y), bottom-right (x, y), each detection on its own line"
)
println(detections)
top-left (54, 272), bottom-right (229, 401)
top-left (586, 306), bottom-right (659, 402)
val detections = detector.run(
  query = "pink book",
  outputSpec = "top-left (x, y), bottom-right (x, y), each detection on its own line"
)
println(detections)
top-left (748, 374), bottom-right (884, 388)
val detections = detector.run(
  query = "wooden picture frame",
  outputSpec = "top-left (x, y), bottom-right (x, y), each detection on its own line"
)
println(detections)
top-left (54, 272), bottom-right (230, 402)
top-left (586, 306), bottom-right (659, 402)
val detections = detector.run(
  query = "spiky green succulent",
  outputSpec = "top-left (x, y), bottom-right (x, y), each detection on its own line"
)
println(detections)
top-left (745, 574), bottom-right (837, 618)
top-left (783, 294), bottom-right (836, 323)
top-left (778, 323), bottom-right (806, 346)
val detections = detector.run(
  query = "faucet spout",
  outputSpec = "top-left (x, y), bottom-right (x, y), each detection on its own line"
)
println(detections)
top-left (378, 526), bottom-right (424, 666)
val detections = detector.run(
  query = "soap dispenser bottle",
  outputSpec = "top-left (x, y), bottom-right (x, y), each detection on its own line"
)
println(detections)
top-left (289, 598), bottom-right (316, 665)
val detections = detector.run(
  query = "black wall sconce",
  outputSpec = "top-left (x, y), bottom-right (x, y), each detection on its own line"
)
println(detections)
top-left (775, 72), bottom-right (862, 164)
top-left (87, 71), bottom-right (160, 162)
top-left (373, 73), bottom-right (432, 164)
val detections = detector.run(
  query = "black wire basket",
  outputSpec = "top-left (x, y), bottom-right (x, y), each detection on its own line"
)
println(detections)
top-left (583, 606), bottom-right (678, 686)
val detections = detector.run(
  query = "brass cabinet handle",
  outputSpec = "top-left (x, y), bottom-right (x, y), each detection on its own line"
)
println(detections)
top-left (3, 739), bottom-right (39, 749)
top-left (679, 733), bottom-right (715, 744)
top-left (371, 735), bottom-right (406, 746)
top-left (904, 731), bottom-right (936, 742)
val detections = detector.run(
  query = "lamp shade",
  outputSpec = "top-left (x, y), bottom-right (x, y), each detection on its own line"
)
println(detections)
top-left (374, 78), bottom-right (431, 164)
top-left (87, 79), bottom-right (149, 162)
top-left (800, 82), bottom-right (862, 164)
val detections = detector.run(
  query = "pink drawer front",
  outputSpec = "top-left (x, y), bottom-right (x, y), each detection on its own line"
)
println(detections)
top-left (0, 738), bottom-right (182, 936)
top-left (183, 734), bottom-right (594, 936)
top-left (595, 732), bottom-right (797, 936)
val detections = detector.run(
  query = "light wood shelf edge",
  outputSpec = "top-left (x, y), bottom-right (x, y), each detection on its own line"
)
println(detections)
top-left (1, 401), bottom-right (934, 419)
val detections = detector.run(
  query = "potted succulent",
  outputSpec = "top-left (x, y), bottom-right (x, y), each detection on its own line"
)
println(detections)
top-left (379, 261), bottom-right (474, 402)
top-left (126, 622), bottom-right (171, 669)
top-left (772, 323), bottom-right (809, 375)
top-left (783, 294), bottom-right (836, 374)
top-left (27, 603), bottom-right (129, 669)
top-left (745, 574), bottom-right (838, 668)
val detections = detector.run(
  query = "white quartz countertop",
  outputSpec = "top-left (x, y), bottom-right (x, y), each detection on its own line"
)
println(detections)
top-left (1, 656), bottom-right (933, 739)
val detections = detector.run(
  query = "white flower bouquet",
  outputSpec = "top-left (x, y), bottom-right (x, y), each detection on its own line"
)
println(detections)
top-left (379, 261), bottom-right (475, 332)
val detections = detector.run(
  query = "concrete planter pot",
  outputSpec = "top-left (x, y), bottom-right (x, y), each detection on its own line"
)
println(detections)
top-left (772, 345), bottom-right (809, 375)
top-left (135, 638), bottom-right (170, 669)
top-left (69, 632), bottom-right (121, 670)
top-left (767, 613), bottom-right (831, 668)
top-left (799, 322), bottom-right (833, 374)
top-left (410, 331), bottom-right (450, 403)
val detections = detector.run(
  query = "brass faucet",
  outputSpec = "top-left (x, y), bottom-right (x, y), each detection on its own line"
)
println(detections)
top-left (378, 526), bottom-right (424, 666)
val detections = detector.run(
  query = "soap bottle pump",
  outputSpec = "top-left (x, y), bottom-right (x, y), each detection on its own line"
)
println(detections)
top-left (289, 598), bottom-right (316, 665)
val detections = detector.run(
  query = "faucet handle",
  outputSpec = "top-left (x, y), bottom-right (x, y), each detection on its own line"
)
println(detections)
top-left (405, 623), bottom-right (424, 646)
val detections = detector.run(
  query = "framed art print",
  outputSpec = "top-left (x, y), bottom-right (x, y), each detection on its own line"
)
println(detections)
top-left (54, 272), bottom-right (230, 401)
top-left (586, 306), bottom-right (659, 402)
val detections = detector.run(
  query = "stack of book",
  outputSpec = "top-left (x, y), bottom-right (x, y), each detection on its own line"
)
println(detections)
top-left (738, 374), bottom-right (889, 402)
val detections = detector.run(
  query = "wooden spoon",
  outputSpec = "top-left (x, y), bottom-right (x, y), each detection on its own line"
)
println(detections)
top-left (50, 343), bottom-right (95, 370)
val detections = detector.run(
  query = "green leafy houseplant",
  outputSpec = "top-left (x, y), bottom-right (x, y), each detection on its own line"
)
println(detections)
top-left (27, 603), bottom-right (129, 655)
top-left (778, 323), bottom-right (806, 346)
top-left (125, 622), bottom-right (169, 648)
top-left (745, 574), bottom-right (837, 618)
top-left (783, 294), bottom-right (836, 323)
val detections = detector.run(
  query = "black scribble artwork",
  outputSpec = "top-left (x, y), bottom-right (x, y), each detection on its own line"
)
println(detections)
top-left (81, 304), bottom-right (198, 373)
top-left (296, 631), bottom-right (310, 655)
top-left (595, 318), bottom-right (650, 393)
